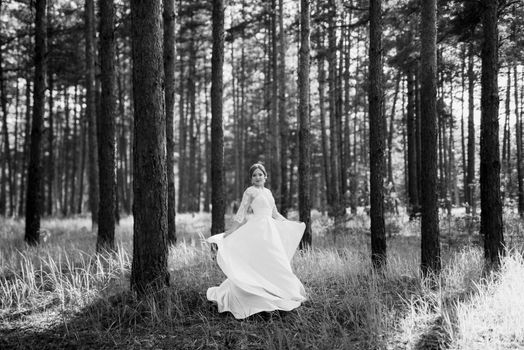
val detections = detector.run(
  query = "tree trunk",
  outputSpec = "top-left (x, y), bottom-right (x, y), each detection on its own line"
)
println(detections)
top-left (164, 0), bottom-right (177, 244)
top-left (77, 99), bottom-right (87, 214)
top-left (407, 70), bottom-right (419, 218)
top-left (25, 0), bottom-right (47, 245)
top-left (210, 0), bottom-right (225, 236)
top-left (85, 0), bottom-right (99, 227)
top-left (130, 0), bottom-right (169, 294)
top-left (327, 0), bottom-right (341, 217)
top-left (97, 0), bottom-right (116, 251)
top-left (514, 63), bottom-right (524, 216)
top-left (18, 79), bottom-right (32, 217)
top-left (278, 0), bottom-right (289, 217)
top-left (298, 0), bottom-right (311, 249)
top-left (203, 66), bottom-right (211, 213)
top-left (502, 66), bottom-right (511, 196)
top-left (69, 85), bottom-right (78, 214)
top-left (187, 40), bottom-right (197, 212)
top-left (61, 87), bottom-right (70, 216)
top-left (316, 32), bottom-right (331, 210)
top-left (269, 0), bottom-right (281, 205)
top-left (480, 0), bottom-right (504, 267)
top-left (369, 0), bottom-right (386, 269)
top-left (466, 41), bottom-right (475, 214)
top-left (420, 0), bottom-right (440, 274)
top-left (460, 45), bottom-right (467, 205)
top-left (177, 58), bottom-right (187, 213)
top-left (46, 72), bottom-right (54, 216)
top-left (388, 71), bottom-right (401, 185)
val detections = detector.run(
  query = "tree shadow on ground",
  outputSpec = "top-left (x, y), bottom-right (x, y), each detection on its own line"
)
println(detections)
top-left (0, 287), bottom-right (312, 350)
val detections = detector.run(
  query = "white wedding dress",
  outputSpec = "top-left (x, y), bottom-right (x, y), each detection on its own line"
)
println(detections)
top-left (207, 186), bottom-right (307, 319)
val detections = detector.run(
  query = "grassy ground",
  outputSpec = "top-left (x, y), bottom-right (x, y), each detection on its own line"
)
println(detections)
top-left (0, 210), bottom-right (523, 349)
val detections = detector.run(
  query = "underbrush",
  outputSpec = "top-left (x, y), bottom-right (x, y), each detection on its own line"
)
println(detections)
top-left (0, 212), bottom-right (523, 349)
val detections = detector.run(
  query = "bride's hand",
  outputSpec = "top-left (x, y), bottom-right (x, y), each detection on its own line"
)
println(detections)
top-left (223, 230), bottom-right (232, 238)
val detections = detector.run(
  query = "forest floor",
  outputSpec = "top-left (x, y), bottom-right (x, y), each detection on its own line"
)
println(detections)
top-left (1, 209), bottom-right (524, 349)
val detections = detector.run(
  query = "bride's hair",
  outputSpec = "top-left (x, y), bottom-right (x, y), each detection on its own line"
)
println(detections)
top-left (249, 163), bottom-right (267, 178)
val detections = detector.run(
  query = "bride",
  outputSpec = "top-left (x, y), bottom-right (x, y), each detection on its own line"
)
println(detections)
top-left (207, 163), bottom-right (307, 319)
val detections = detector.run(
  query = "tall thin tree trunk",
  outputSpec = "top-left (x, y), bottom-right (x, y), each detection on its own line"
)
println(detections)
top-left (62, 87), bottom-right (70, 216)
top-left (46, 72), bottom-right (54, 216)
top-left (85, 0), bottom-right (99, 227)
top-left (278, 0), bottom-right (289, 217)
top-left (480, 0), bottom-right (503, 267)
top-left (269, 0), bottom-right (281, 205)
top-left (327, 0), bottom-right (341, 217)
top-left (407, 70), bottom-right (419, 218)
top-left (466, 41), bottom-right (475, 214)
top-left (177, 59), bottom-right (187, 213)
top-left (25, 0), bottom-right (47, 245)
top-left (164, 0), bottom-right (177, 244)
top-left (97, 0), bottom-right (116, 251)
top-left (316, 32), bottom-right (331, 209)
top-left (461, 45), bottom-right (467, 204)
top-left (130, 0), bottom-right (169, 294)
top-left (18, 79), bottom-right (32, 217)
top-left (420, 0), bottom-right (440, 274)
top-left (514, 63), bottom-right (524, 216)
top-left (298, 0), bottom-right (311, 249)
top-left (77, 97), bottom-right (87, 214)
top-left (369, 0), bottom-right (386, 269)
top-left (203, 66), bottom-right (211, 213)
top-left (69, 85), bottom-right (78, 214)
top-left (210, 0), bottom-right (225, 236)
top-left (502, 66), bottom-right (510, 198)
top-left (388, 71), bottom-right (401, 185)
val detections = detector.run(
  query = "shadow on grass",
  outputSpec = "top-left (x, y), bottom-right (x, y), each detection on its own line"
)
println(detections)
top-left (0, 279), bottom-right (392, 350)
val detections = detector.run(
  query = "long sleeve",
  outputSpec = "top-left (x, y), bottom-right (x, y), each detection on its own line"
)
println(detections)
top-left (233, 188), bottom-right (254, 223)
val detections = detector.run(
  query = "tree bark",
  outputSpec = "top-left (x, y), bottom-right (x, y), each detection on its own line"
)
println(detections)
top-left (269, 0), bottom-right (281, 205)
top-left (210, 0), bottom-right (225, 236)
top-left (327, 0), bottom-right (341, 217)
top-left (388, 71), bottom-right (401, 185)
top-left (97, 0), bottom-right (116, 251)
top-left (514, 63), bottom-right (524, 216)
top-left (419, 0), bottom-right (440, 274)
top-left (130, 0), bottom-right (169, 294)
top-left (480, 0), bottom-right (504, 267)
top-left (46, 72), bottom-right (54, 216)
top-left (298, 0), bottom-right (311, 249)
top-left (177, 58), bottom-right (187, 213)
top-left (369, 0), bottom-right (386, 269)
top-left (164, 0), bottom-right (177, 244)
top-left (18, 79), bottom-right (31, 217)
top-left (85, 0), bottom-right (99, 226)
top-left (316, 31), bottom-right (331, 211)
top-left (278, 0), bottom-right (289, 217)
top-left (460, 45), bottom-right (467, 205)
top-left (25, 0), bottom-right (47, 245)
top-left (69, 85), bottom-right (79, 214)
top-left (466, 41), bottom-right (475, 214)
top-left (407, 70), bottom-right (419, 218)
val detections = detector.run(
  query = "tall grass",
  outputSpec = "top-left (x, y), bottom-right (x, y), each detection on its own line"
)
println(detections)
top-left (0, 212), bottom-right (523, 349)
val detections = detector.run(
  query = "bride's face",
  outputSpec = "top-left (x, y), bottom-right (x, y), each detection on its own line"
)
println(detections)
top-left (251, 169), bottom-right (266, 186)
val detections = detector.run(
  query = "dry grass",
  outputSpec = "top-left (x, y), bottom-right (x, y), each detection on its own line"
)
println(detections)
top-left (0, 211), bottom-right (523, 349)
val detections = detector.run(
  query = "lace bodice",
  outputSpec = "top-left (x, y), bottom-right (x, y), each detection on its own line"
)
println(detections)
top-left (233, 186), bottom-right (286, 223)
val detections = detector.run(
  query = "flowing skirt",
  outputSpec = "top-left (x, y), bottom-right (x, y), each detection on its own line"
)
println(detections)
top-left (207, 216), bottom-right (307, 319)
